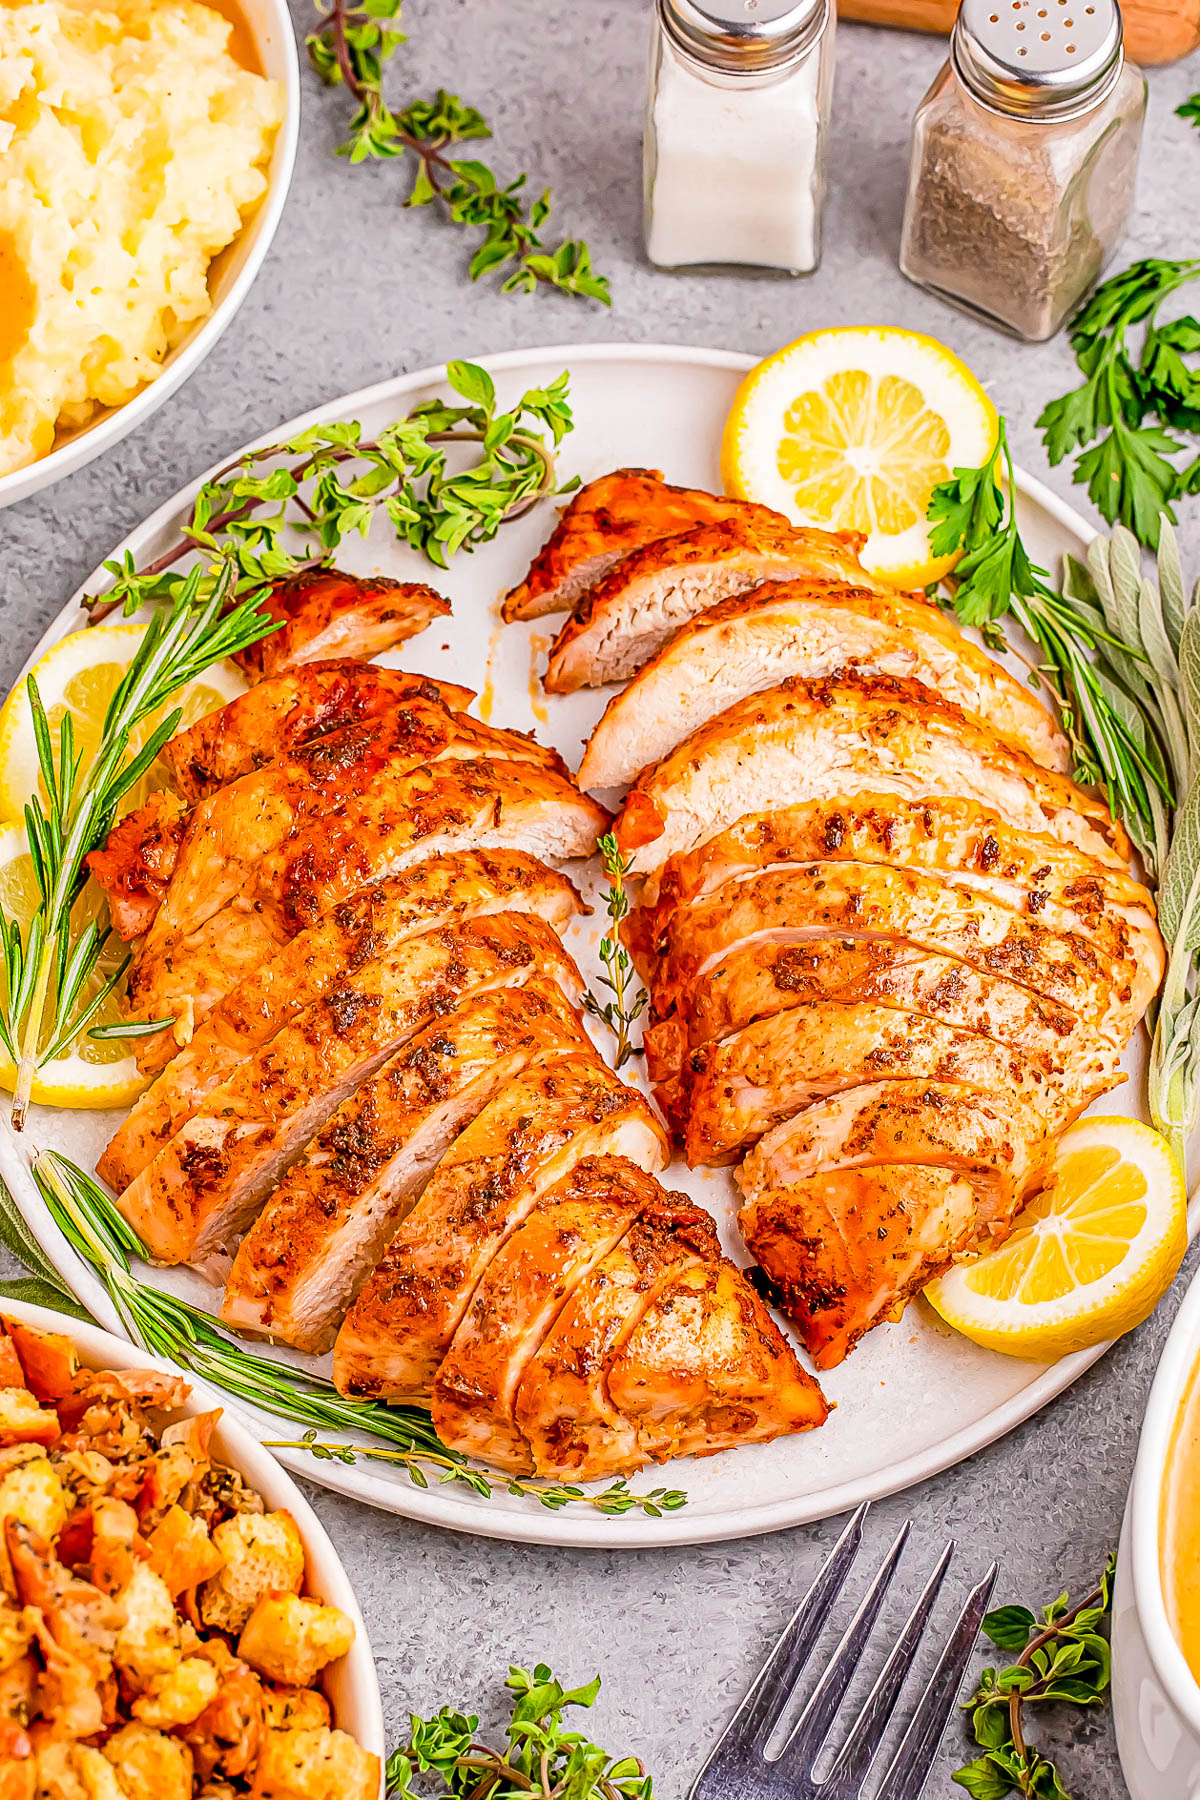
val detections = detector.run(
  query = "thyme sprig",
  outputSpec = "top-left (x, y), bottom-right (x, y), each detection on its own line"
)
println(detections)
top-left (581, 834), bottom-right (647, 1070)
top-left (267, 1432), bottom-right (686, 1518)
top-left (0, 568), bottom-right (276, 1130)
top-left (307, 0), bottom-right (609, 303)
top-left (385, 1664), bottom-right (653, 1800)
top-left (953, 1556), bottom-right (1116, 1799)
top-left (19, 1150), bottom-right (687, 1520)
top-left (88, 363), bottom-right (575, 624)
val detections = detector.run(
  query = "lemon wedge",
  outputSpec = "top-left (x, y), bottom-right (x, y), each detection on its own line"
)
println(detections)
top-left (0, 821), bottom-right (149, 1109)
top-left (924, 1117), bottom-right (1186, 1362)
top-left (721, 326), bottom-right (998, 588)
top-left (0, 623), bottom-right (245, 826)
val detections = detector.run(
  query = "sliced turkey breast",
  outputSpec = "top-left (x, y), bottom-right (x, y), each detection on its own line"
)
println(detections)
top-left (333, 1057), bottom-right (669, 1403)
top-left (431, 1155), bottom-right (653, 1473)
top-left (101, 850), bottom-right (583, 1189)
top-left (671, 1002), bottom-right (1079, 1166)
top-left (234, 570), bottom-right (449, 682)
top-left (501, 468), bottom-right (789, 622)
top-left (116, 913), bottom-right (584, 1270)
top-left (125, 760), bottom-right (608, 1035)
top-left (164, 663), bottom-right (475, 803)
top-left (85, 792), bottom-right (190, 941)
top-left (613, 673), bottom-right (1127, 876)
top-left (642, 938), bottom-right (1111, 1094)
top-left (738, 1082), bottom-right (1051, 1366)
top-left (647, 862), bottom-right (1145, 1039)
top-left (544, 519), bottom-right (892, 694)
top-left (221, 980), bottom-right (591, 1353)
top-left (578, 583), bottom-right (1068, 786)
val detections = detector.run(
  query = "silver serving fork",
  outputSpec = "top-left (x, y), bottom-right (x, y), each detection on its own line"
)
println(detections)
top-left (689, 1504), bottom-right (997, 1800)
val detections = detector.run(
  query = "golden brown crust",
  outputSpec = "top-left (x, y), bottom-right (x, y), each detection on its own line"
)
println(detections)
top-left (234, 570), bottom-right (449, 682)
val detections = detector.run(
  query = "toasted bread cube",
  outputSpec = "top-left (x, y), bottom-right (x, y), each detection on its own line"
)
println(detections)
top-left (132, 1655), bottom-right (219, 1728)
top-left (261, 1687), bottom-right (332, 1732)
top-left (200, 1511), bottom-right (304, 1634)
top-left (237, 1594), bottom-right (355, 1688)
top-left (0, 1600), bottom-right (33, 1673)
top-left (0, 1457), bottom-right (66, 1598)
top-left (114, 1565), bottom-right (179, 1686)
top-left (7, 1323), bottom-right (77, 1401)
top-left (0, 1388), bottom-right (58, 1449)
top-left (145, 1505), bottom-right (225, 1598)
top-left (35, 1743), bottom-right (125, 1800)
top-left (251, 1728), bottom-right (380, 1800)
top-left (102, 1724), bottom-right (194, 1800)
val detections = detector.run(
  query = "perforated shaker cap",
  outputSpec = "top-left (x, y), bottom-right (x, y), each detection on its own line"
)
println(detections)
top-left (658, 0), bottom-right (828, 75)
top-left (952, 0), bottom-right (1124, 120)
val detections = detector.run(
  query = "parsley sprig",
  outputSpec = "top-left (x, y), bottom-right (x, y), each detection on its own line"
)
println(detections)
top-left (87, 362), bottom-right (575, 624)
top-left (1038, 258), bottom-right (1200, 546)
top-left (307, 0), bottom-right (609, 303)
top-left (581, 835), bottom-right (648, 1070)
top-left (1179, 95), bottom-right (1200, 131)
top-left (385, 1665), bottom-right (653, 1800)
top-left (953, 1556), bottom-right (1115, 1799)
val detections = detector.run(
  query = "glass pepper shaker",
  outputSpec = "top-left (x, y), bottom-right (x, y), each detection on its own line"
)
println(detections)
top-left (643, 0), bottom-right (835, 277)
top-left (899, 0), bottom-right (1146, 341)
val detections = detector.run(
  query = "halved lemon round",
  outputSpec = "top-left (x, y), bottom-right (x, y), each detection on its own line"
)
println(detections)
top-left (925, 1117), bottom-right (1186, 1362)
top-left (721, 327), bottom-right (998, 588)
top-left (0, 821), bottom-right (149, 1109)
top-left (0, 624), bottom-right (245, 826)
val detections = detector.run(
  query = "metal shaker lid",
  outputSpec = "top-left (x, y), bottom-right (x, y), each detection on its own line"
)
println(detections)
top-left (658, 0), bottom-right (828, 75)
top-left (952, 0), bottom-right (1124, 120)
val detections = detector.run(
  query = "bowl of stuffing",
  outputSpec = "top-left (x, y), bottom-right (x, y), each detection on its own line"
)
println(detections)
top-left (0, 0), bottom-right (300, 511)
top-left (0, 1295), bottom-right (385, 1800)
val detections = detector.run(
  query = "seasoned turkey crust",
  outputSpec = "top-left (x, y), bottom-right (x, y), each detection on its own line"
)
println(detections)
top-left (234, 569), bottom-right (449, 681)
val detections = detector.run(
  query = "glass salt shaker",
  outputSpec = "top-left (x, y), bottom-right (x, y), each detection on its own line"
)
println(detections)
top-left (899, 0), bottom-right (1146, 341)
top-left (643, 0), bottom-right (835, 276)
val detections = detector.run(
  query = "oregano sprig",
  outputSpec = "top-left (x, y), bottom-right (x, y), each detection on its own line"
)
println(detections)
top-left (582, 834), bottom-right (647, 1070)
top-left (306, 0), bottom-right (610, 303)
top-left (953, 1556), bottom-right (1116, 1799)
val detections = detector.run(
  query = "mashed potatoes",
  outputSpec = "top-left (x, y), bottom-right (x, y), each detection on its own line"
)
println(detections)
top-left (0, 0), bottom-right (282, 475)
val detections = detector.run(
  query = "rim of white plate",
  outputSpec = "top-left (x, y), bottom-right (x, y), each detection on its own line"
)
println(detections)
top-left (3, 340), bottom-right (1187, 1550)
top-left (0, 0), bottom-right (301, 513)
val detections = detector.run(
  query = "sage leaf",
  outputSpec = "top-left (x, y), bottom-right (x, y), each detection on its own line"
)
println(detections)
top-left (1158, 516), bottom-right (1188, 649)
top-left (1108, 524), bottom-right (1146, 652)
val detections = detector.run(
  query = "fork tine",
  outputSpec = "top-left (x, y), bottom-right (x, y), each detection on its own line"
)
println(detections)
top-left (688, 1502), bottom-right (868, 1794)
top-left (820, 1541), bottom-right (955, 1800)
top-left (872, 1562), bottom-right (999, 1800)
top-left (774, 1522), bottom-right (911, 1776)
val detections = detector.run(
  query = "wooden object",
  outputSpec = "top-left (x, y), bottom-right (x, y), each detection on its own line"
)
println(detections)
top-left (837, 0), bottom-right (1200, 65)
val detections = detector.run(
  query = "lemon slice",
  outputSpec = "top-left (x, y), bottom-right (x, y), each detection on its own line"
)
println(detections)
top-left (0, 623), bottom-right (245, 826)
top-left (924, 1117), bottom-right (1186, 1362)
top-left (721, 327), bottom-right (998, 588)
top-left (0, 821), bottom-right (149, 1109)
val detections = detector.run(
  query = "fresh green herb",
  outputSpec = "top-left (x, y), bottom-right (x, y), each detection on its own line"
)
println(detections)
top-left (22, 1148), bottom-right (687, 1519)
top-left (267, 1432), bottom-right (686, 1517)
top-left (86, 1016), bottom-right (175, 1041)
top-left (306, 0), bottom-right (609, 304)
top-left (385, 1664), bottom-right (653, 1800)
top-left (928, 420), bottom-right (1168, 861)
top-left (953, 1556), bottom-right (1115, 1799)
top-left (0, 569), bottom-right (276, 1130)
top-left (581, 834), bottom-right (648, 1070)
top-left (1178, 95), bottom-right (1200, 131)
top-left (88, 362), bottom-right (576, 624)
top-left (1037, 258), bottom-right (1200, 546)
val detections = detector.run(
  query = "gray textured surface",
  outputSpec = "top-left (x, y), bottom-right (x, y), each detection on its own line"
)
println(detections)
top-left (3, 3), bottom-right (1200, 1793)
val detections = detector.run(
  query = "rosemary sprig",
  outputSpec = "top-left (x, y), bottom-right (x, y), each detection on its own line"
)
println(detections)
top-left (953, 1556), bottom-right (1115, 1799)
top-left (0, 568), bottom-right (276, 1130)
top-left (581, 834), bottom-right (647, 1070)
top-left (266, 1431), bottom-right (686, 1517)
top-left (306, 0), bottom-right (609, 304)
top-left (385, 1664), bottom-right (653, 1800)
top-left (88, 362), bottom-right (575, 624)
top-left (25, 1149), bottom-right (687, 1519)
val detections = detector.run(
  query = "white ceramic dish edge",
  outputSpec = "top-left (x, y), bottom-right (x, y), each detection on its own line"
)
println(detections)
top-left (0, 1293), bottom-right (385, 1777)
top-left (2, 341), bottom-right (1190, 1549)
top-left (0, 0), bottom-right (301, 512)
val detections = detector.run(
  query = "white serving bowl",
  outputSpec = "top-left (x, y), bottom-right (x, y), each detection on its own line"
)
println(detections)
top-left (0, 0), bottom-right (300, 513)
top-left (0, 1295), bottom-right (385, 1771)
top-left (1113, 1268), bottom-right (1200, 1798)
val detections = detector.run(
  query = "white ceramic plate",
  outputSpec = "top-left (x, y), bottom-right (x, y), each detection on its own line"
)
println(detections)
top-left (0, 0), bottom-right (300, 512)
top-left (0, 1294), bottom-right (385, 1768)
top-left (0, 343), bottom-right (1181, 1548)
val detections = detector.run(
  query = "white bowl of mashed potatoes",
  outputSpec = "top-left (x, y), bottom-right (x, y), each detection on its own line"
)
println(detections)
top-left (0, 0), bottom-right (299, 509)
